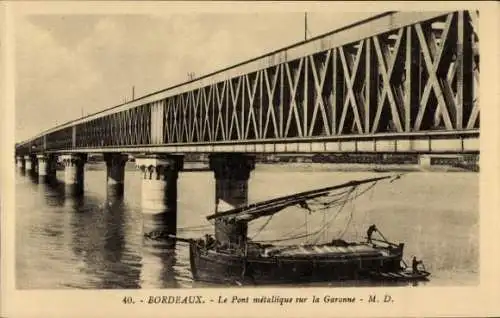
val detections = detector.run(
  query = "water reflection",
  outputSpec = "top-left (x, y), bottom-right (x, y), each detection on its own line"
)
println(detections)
top-left (40, 179), bottom-right (66, 207)
top-left (141, 244), bottom-right (180, 289)
top-left (16, 167), bottom-right (479, 288)
top-left (106, 184), bottom-right (125, 203)
top-left (100, 198), bottom-right (141, 289)
top-left (38, 175), bottom-right (56, 185)
top-left (65, 193), bottom-right (140, 288)
top-left (68, 194), bottom-right (104, 287)
top-left (27, 170), bottom-right (39, 184)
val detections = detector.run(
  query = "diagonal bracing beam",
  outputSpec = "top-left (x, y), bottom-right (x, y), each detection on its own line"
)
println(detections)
top-left (413, 14), bottom-right (454, 131)
top-left (308, 51), bottom-right (332, 136)
top-left (338, 42), bottom-right (364, 134)
top-left (262, 67), bottom-right (280, 139)
top-left (372, 29), bottom-right (405, 133)
top-left (244, 72), bottom-right (260, 139)
top-left (284, 58), bottom-right (304, 137)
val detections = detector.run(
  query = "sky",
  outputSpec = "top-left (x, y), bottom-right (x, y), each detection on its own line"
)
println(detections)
top-left (14, 9), bottom-right (379, 142)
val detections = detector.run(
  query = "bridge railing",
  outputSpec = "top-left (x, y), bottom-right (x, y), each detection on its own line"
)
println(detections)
top-left (16, 10), bottom-right (479, 155)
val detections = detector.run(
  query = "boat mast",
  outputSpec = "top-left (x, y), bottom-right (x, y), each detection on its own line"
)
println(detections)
top-left (304, 12), bottom-right (308, 41)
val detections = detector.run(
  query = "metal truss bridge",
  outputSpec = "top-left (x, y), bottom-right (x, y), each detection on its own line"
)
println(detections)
top-left (16, 10), bottom-right (479, 156)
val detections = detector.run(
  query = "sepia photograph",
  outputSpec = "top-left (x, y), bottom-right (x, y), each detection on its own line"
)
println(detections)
top-left (1, 1), bottom-right (498, 317)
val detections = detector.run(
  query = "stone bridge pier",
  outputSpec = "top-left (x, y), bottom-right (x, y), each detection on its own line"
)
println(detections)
top-left (135, 155), bottom-right (184, 243)
top-left (36, 154), bottom-right (57, 182)
top-left (104, 153), bottom-right (129, 201)
top-left (24, 155), bottom-right (34, 173)
top-left (209, 153), bottom-right (255, 249)
top-left (60, 154), bottom-right (87, 196)
top-left (16, 156), bottom-right (25, 170)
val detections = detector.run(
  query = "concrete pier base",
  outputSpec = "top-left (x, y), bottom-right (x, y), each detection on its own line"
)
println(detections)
top-left (419, 154), bottom-right (432, 169)
top-left (209, 153), bottom-right (255, 248)
top-left (104, 153), bottom-right (128, 201)
top-left (136, 155), bottom-right (183, 242)
top-left (16, 156), bottom-right (26, 176)
top-left (16, 156), bottom-right (25, 169)
top-left (37, 154), bottom-right (57, 183)
top-left (24, 155), bottom-right (33, 172)
top-left (60, 154), bottom-right (87, 196)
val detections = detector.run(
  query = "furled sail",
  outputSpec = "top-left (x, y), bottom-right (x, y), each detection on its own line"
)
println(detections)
top-left (206, 175), bottom-right (394, 223)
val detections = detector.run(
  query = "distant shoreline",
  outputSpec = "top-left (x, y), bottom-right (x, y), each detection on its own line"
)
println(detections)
top-left (81, 161), bottom-right (478, 173)
top-left (255, 162), bottom-right (477, 173)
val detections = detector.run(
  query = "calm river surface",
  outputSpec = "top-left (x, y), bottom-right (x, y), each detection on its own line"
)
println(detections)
top-left (15, 164), bottom-right (478, 289)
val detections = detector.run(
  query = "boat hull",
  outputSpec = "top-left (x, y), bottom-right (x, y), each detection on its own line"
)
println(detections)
top-left (189, 242), bottom-right (404, 285)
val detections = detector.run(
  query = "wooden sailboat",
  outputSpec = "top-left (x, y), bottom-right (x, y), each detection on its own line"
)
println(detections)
top-left (185, 175), bottom-right (430, 285)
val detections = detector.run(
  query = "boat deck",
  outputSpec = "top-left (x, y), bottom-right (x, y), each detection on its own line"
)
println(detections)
top-left (260, 243), bottom-right (389, 258)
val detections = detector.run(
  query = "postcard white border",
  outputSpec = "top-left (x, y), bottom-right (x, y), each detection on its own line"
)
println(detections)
top-left (1, 1), bottom-right (499, 317)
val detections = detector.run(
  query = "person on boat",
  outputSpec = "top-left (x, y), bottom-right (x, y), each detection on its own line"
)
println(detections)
top-left (204, 234), bottom-right (216, 249)
top-left (367, 224), bottom-right (377, 243)
top-left (412, 256), bottom-right (423, 274)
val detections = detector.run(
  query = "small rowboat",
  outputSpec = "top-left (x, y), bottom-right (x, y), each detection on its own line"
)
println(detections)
top-left (368, 268), bottom-right (430, 281)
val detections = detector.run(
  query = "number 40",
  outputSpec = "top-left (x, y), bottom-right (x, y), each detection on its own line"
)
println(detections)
top-left (122, 296), bottom-right (134, 304)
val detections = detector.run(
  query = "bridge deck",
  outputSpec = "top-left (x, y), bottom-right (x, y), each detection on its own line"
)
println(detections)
top-left (16, 10), bottom-right (479, 155)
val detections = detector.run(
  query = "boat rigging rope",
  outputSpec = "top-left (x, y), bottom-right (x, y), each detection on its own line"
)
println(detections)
top-left (338, 182), bottom-right (379, 239)
top-left (337, 181), bottom-right (379, 241)
top-left (177, 227), bottom-right (212, 233)
top-left (195, 177), bottom-right (390, 244)
top-left (304, 190), bottom-right (364, 212)
top-left (203, 187), bottom-right (353, 240)
top-left (323, 204), bottom-right (327, 242)
top-left (338, 187), bottom-right (358, 239)
top-left (369, 179), bottom-right (376, 201)
top-left (146, 180), bottom-right (382, 243)
top-left (255, 187), bottom-right (356, 244)
top-left (177, 224), bottom-right (213, 232)
top-left (254, 229), bottom-right (323, 243)
top-left (249, 214), bottom-right (274, 240)
top-left (203, 182), bottom-right (371, 240)
top-left (310, 181), bottom-right (378, 244)
top-left (273, 189), bottom-right (354, 240)
top-left (309, 186), bottom-right (355, 244)
top-left (308, 188), bottom-right (353, 208)
top-left (269, 183), bottom-right (375, 244)
top-left (305, 207), bottom-right (308, 240)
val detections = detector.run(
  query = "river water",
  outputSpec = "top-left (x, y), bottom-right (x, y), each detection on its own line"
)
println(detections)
top-left (15, 164), bottom-right (478, 289)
